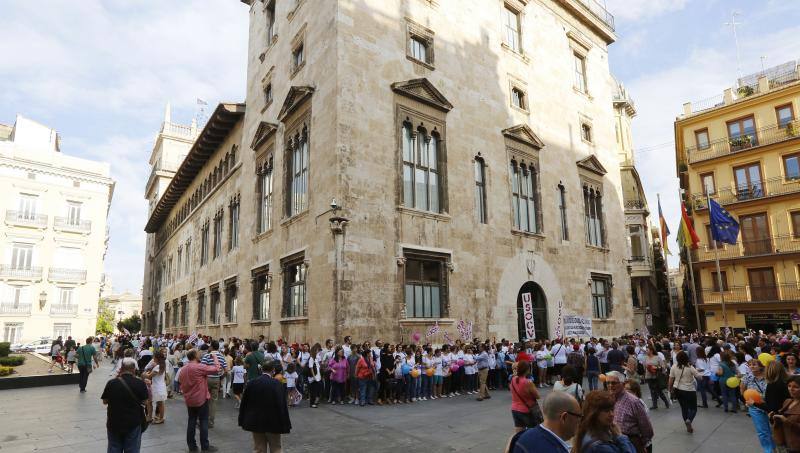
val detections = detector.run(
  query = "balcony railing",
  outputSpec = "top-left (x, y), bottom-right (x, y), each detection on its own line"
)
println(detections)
top-left (0, 265), bottom-right (43, 280)
top-left (691, 234), bottom-right (800, 263)
top-left (50, 304), bottom-right (78, 315)
top-left (698, 283), bottom-right (800, 305)
top-left (573, 0), bottom-right (615, 30)
top-left (629, 255), bottom-right (647, 262)
top-left (5, 211), bottom-right (48, 228)
top-left (624, 199), bottom-right (646, 210)
top-left (686, 120), bottom-right (800, 164)
top-left (48, 268), bottom-right (87, 283)
top-left (0, 303), bottom-right (32, 315)
top-left (54, 216), bottom-right (91, 233)
top-left (691, 175), bottom-right (800, 210)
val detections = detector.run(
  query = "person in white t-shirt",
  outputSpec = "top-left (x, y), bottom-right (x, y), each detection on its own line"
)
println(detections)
top-left (535, 344), bottom-right (549, 388)
top-left (285, 362), bottom-right (301, 407)
top-left (231, 357), bottom-right (246, 408)
top-left (432, 349), bottom-right (444, 399)
top-left (463, 348), bottom-right (476, 394)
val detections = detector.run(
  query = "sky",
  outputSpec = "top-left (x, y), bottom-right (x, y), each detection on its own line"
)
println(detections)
top-left (0, 1), bottom-right (798, 292)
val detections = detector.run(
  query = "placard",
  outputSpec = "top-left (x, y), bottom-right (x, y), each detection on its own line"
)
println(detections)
top-left (521, 292), bottom-right (536, 339)
top-left (563, 315), bottom-right (592, 337)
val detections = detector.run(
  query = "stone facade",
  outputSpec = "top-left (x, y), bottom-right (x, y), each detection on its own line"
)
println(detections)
top-left (0, 115), bottom-right (114, 344)
top-left (142, 0), bottom-right (633, 342)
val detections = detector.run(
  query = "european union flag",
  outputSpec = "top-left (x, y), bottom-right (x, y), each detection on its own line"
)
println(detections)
top-left (709, 199), bottom-right (740, 245)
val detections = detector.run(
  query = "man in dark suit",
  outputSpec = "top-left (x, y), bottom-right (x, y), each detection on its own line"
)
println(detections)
top-left (512, 392), bottom-right (582, 453)
top-left (238, 360), bottom-right (291, 453)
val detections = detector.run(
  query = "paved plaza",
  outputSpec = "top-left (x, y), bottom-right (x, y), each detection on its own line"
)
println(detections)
top-left (0, 361), bottom-right (761, 453)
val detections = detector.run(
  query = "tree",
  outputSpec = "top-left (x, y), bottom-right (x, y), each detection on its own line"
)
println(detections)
top-left (117, 314), bottom-right (141, 334)
top-left (96, 299), bottom-right (116, 335)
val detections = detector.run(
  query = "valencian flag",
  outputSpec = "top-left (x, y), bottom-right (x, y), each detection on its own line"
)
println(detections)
top-left (709, 199), bottom-right (740, 244)
top-left (676, 202), bottom-right (700, 249)
top-left (658, 197), bottom-right (671, 255)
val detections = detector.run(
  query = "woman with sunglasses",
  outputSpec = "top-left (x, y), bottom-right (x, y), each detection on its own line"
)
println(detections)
top-left (573, 390), bottom-right (636, 453)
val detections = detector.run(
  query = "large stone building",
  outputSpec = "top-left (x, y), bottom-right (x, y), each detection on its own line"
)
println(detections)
top-left (676, 60), bottom-right (800, 332)
top-left (0, 115), bottom-right (114, 344)
top-left (141, 0), bottom-right (634, 341)
top-left (613, 80), bottom-right (662, 332)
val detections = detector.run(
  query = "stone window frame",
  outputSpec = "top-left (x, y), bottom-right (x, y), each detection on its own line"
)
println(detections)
top-left (264, 0), bottom-right (278, 48)
top-left (290, 24), bottom-right (307, 78)
top-left (196, 289), bottom-right (206, 325)
top-left (589, 273), bottom-right (613, 319)
top-left (567, 30), bottom-right (592, 97)
top-left (505, 136), bottom-right (543, 237)
top-left (261, 66), bottom-right (275, 113)
top-left (405, 18), bottom-right (435, 69)
top-left (582, 177), bottom-right (606, 248)
top-left (251, 264), bottom-right (272, 321)
top-left (224, 276), bottom-right (238, 324)
top-left (180, 295), bottom-right (188, 327)
top-left (256, 151), bottom-right (275, 235)
top-left (283, 110), bottom-right (311, 220)
top-left (509, 156), bottom-right (541, 234)
top-left (200, 220), bottom-right (210, 266)
top-left (396, 105), bottom-right (449, 215)
top-left (580, 120), bottom-right (593, 144)
top-left (228, 193), bottom-right (241, 251)
top-left (212, 208), bottom-right (224, 260)
top-left (509, 77), bottom-right (529, 113)
top-left (501, 1), bottom-right (526, 56)
top-left (281, 252), bottom-right (308, 319)
top-left (402, 248), bottom-right (450, 319)
top-left (209, 283), bottom-right (221, 325)
top-left (558, 182), bottom-right (569, 241)
top-left (473, 154), bottom-right (488, 224)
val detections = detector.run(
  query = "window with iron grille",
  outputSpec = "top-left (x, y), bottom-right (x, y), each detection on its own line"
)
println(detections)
top-left (252, 266), bottom-right (270, 321)
top-left (282, 255), bottom-right (306, 318)
top-left (401, 122), bottom-right (443, 213)
top-left (404, 251), bottom-right (449, 318)
top-left (510, 160), bottom-right (540, 233)
top-left (591, 275), bottom-right (611, 319)
top-left (225, 279), bottom-right (238, 323)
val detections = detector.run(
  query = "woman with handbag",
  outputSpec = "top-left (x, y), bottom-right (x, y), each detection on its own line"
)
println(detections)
top-left (668, 351), bottom-right (703, 433)
top-left (510, 360), bottom-right (541, 432)
top-left (643, 345), bottom-right (669, 410)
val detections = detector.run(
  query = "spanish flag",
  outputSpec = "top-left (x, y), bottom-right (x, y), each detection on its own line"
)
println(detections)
top-left (677, 201), bottom-right (700, 250)
top-left (658, 196), bottom-right (671, 255)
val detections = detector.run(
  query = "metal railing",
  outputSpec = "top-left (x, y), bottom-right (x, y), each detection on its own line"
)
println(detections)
top-left (691, 234), bottom-right (800, 262)
top-left (0, 303), bottom-right (32, 315)
top-left (5, 211), bottom-right (48, 228)
top-left (573, 0), bottom-right (615, 30)
top-left (686, 120), bottom-right (800, 163)
top-left (690, 94), bottom-right (726, 114)
top-left (160, 121), bottom-right (197, 138)
top-left (691, 175), bottom-right (800, 210)
top-left (624, 199), bottom-right (646, 210)
top-left (54, 216), bottom-right (91, 232)
top-left (48, 268), bottom-right (87, 282)
top-left (50, 304), bottom-right (78, 315)
top-left (698, 283), bottom-right (800, 305)
top-left (0, 265), bottom-right (43, 279)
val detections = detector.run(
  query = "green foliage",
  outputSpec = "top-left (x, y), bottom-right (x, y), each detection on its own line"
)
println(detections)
top-left (96, 299), bottom-right (116, 335)
top-left (0, 356), bottom-right (25, 366)
top-left (0, 365), bottom-right (13, 376)
top-left (117, 314), bottom-right (142, 334)
top-left (0, 342), bottom-right (9, 357)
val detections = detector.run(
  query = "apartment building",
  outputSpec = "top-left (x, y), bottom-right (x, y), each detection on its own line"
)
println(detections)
top-left (676, 60), bottom-right (800, 332)
top-left (0, 115), bottom-right (114, 344)
top-left (141, 0), bottom-right (634, 341)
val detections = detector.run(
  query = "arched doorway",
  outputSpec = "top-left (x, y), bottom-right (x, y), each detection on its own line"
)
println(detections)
top-left (517, 281), bottom-right (548, 341)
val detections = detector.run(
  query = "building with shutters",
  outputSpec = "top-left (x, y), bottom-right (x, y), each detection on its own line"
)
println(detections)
top-left (0, 115), bottom-right (114, 344)
top-left (141, 0), bottom-right (635, 341)
top-left (676, 60), bottom-right (800, 332)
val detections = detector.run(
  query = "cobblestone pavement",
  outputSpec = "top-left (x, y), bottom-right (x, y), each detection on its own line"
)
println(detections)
top-left (0, 361), bottom-right (761, 452)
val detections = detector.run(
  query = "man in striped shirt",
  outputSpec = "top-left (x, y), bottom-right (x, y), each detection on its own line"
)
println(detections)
top-left (201, 341), bottom-right (227, 428)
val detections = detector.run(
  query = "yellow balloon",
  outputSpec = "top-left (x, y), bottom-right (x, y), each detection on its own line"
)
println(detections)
top-left (726, 376), bottom-right (740, 388)
top-left (758, 353), bottom-right (774, 367)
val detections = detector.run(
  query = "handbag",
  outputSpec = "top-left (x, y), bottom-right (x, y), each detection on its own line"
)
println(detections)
top-left (511, 378), bottom-right (543, 426)
top-left (670, 366), bottom-right (685, 400)
top-left (117, 376), bottom-right (149, 433)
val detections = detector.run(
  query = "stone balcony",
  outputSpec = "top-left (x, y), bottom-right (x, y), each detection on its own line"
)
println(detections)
top-left (50, 304), bottom-right (78, 316)
top-left (5, 210), bottom-right (48, 229)
top-left (0, 265), bottom-right (43, 281)
top-left (48, 268), bottom-right (87, 283)
top-left (54, 216), bottom-right (92, 233)
top-left (0, 303), bottom-right (32, 316)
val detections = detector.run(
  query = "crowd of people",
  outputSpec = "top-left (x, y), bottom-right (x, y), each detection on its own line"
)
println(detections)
top-left (75, 328), bottom-right (800, 453)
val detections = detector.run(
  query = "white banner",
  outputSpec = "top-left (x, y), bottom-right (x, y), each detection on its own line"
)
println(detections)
top-left (521, 292), bottom-right (536, 339)
top-left (563, 315), bottom-right (593, 338)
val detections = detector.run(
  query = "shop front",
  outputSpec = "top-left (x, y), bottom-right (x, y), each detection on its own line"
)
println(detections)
top-left (744, 312), bottom-right (792, 333)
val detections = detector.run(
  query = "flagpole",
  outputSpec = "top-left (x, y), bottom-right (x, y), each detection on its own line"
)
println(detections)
top-left (707, 192), bottom-right (729, 332)
top-left (680, 189), bottom-right (703, 333)
top-left (659, 193), bottom-right (677, 334)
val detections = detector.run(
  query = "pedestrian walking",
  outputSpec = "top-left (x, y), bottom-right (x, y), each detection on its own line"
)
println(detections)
top-left (101, 358), bottom-right (148, 453)
top-left (143, 350), bottom-right (168, 424)
top-left (643, 345), bottom-right (669, 409)
top-left (476, 343), bottom-right (491, 401)
top-left (238, 360), bottom-right (292, 453)
top-left (200, 340), bottom-right (227, 428)
top-left (180, 348), bottom-right (223, 452)
top-left (606, 371), bottom-right (653, 453)
top-left (668, 351), bottom-right (703, 433)
top-left (77, 336), bottom-right (99, 393)
top-left (742, 358), bottom-right (776, 452)
top-left (509, 360), bottom-right (542, 432)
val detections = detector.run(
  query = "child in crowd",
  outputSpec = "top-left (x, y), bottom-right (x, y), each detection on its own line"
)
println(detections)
top-left (285, 363), bottom-right (300, 407)
top-left (432, 349), bottom-right (443, 399)
top-left (66, 346), bottom-right (76, 374)
top-left (231, 357), bottom-right (246, 408)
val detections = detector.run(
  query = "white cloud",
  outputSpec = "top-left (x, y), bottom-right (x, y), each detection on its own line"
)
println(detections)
top-left (0, 1), bottom-right (248, 293)
top-left (606, 0), bottom-right (690, 22)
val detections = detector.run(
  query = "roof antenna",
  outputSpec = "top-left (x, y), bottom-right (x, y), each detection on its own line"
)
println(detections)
top-left (724, 11), bottom-right (743, 80)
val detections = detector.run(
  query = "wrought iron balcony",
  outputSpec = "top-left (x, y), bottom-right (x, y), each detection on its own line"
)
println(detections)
top-left (0, 265), bottom-right (43, 280)
top-left (5, 210), bottom-right (48, 228)
top-left (691, 175), bottom-right (800, 210)
top-left (0, 303), bottom-right (32, 315)
top-left (691, 234), bottom-right (800, 263)
top-left (50, 304), bottom-right (78, 315)
top-left (48, 267), bottom-right (87, 283)
top-left (624, 199), bottom-right (646, 210)
top-left (572, 0), bottom-right (615, 30)
top-left (629, 255), bottom-right (647, 262)
top-left (698, 283), bottom-right (800, 305)
top-left (54, 216), bottom-right (91, 233)
top-left (686, 120), bottom-right (800, 164)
